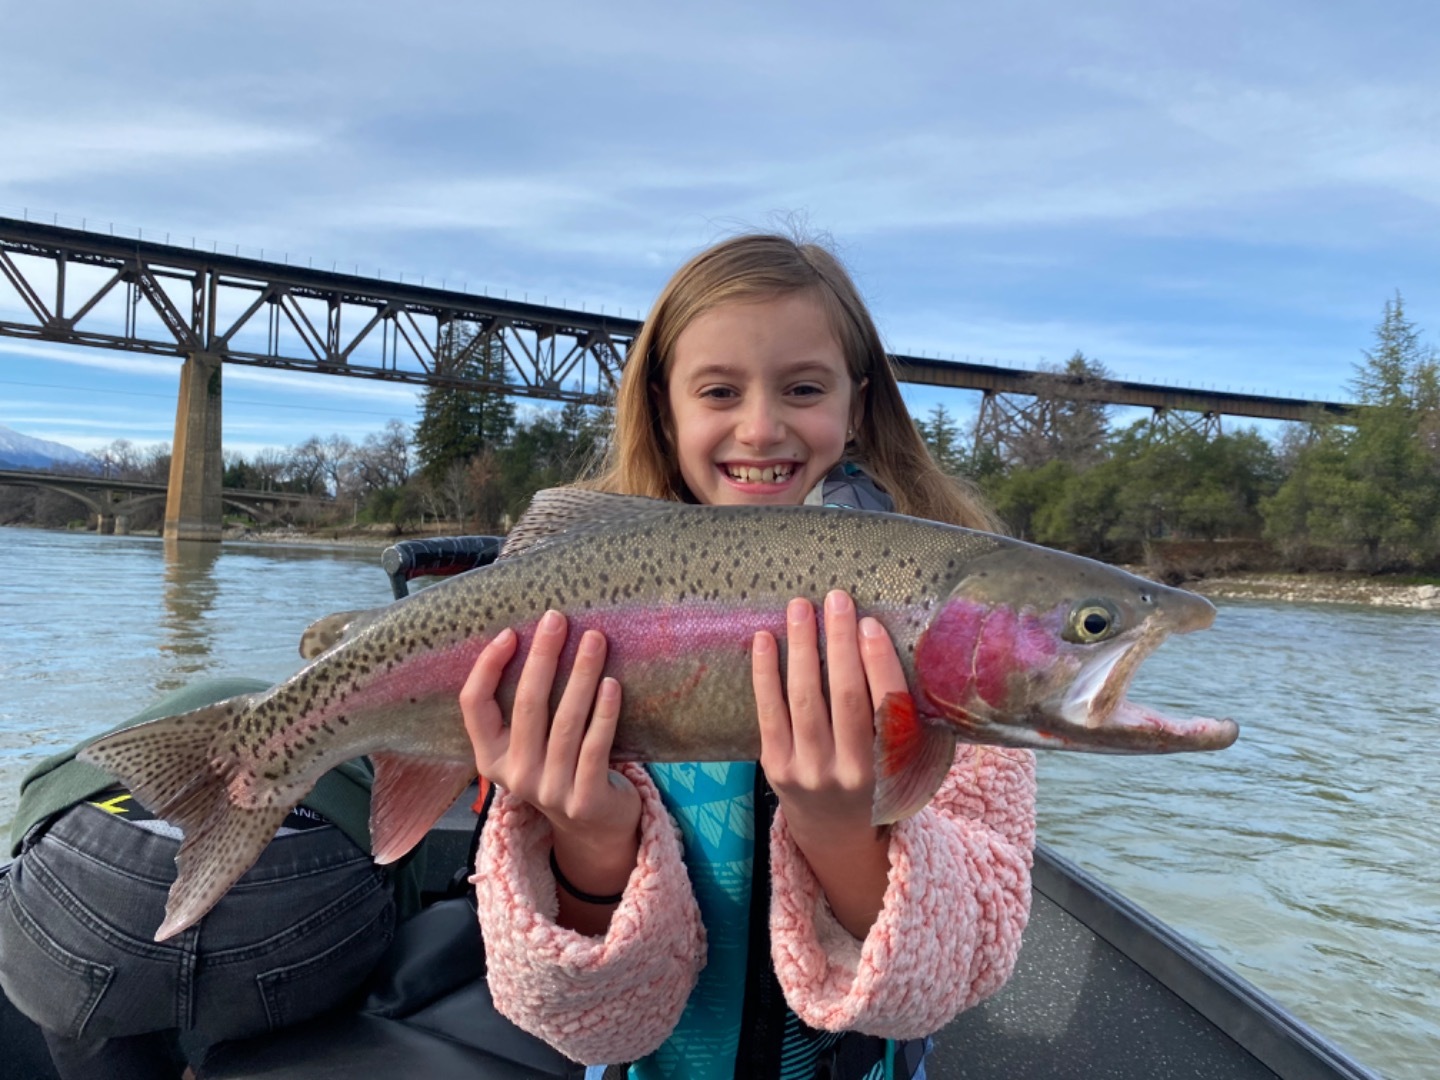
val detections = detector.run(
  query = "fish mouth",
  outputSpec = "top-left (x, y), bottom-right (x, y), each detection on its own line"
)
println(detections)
top-left (1051, 623), bottom-right (1238, 752)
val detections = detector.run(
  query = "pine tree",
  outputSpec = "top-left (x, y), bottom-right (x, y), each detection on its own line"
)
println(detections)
top-left (414, 323), bottom-right (517, 483)
top-left (914, 403), bottom-right (968, 475)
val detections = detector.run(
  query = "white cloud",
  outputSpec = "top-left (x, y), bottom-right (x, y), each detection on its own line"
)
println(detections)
top-left (0, 112), bottom-right (319, 187)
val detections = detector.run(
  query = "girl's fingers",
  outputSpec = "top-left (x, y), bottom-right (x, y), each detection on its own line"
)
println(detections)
top-left (858, 616), bottom-right (908, 709)
top-left (784, 597), bottom-right (833, 756)
top-left (459, 627), bottom-right (517, 773)
top-left (823, 590), bottom-right (874, 773)
top-left (573, 676), bottom-right (623, 799)
top-left (544, 629), bottom-right (609, 783)
top-left (752, 630), bottom-right (793, 766)
top-left (508, 609), bottom-right (567, 767)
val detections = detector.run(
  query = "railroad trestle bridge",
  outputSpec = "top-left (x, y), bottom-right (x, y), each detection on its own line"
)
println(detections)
top-left (0, 215), bottom-right (1356, 540)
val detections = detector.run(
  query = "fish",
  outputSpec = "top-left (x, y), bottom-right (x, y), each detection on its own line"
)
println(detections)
top-left (81, 487), bottom-right (1238, 940)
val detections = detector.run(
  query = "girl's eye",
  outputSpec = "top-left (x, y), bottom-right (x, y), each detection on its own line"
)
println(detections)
top-left (788, 383), bottom-right (826, 398)
top-left (698, 386), bottom-right (738, 400)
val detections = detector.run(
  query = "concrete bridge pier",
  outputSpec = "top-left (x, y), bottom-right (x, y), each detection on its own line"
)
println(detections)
top-left (164, 352), bottom-right (224, 543)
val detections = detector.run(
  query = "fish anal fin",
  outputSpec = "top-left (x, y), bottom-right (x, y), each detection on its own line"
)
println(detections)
top-left (369, 752), bottom-right (476, 864)
top-left (871, 691), bottom-right (958, 826)
top-left (157, 802), bottom-right (290, 941)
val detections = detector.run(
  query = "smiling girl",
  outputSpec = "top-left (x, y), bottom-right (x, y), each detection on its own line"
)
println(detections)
top-left (460, 235), bottom-right (1036, 1080)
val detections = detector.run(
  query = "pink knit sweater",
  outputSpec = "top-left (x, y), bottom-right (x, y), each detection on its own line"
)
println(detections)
top-left (473, 746), bottom-right (1036, 1065)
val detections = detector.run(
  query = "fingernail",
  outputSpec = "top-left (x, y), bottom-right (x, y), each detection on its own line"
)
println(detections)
top-left (540, 609), bottom-right (564, 633)
top-left (491, 627), bottom-right (515, 648)
top-left (598, 676), bottom-right (620, 704)
top-left (580, 629), bottom-right (604, 656)
top-left (753, 631), bottom-right (774, 655)
top-left (860, 617), bottom-right (885, 639)
top-left (787, 598), bottom-right (811, 624)
top-left (825, 590), bottom-right (852, 616)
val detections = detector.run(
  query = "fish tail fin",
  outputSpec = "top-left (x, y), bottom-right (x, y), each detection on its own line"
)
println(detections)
top-left (369, 751), bottom-right (476, 864)
top-left (157, 801), bottom-right (290, 941)
top-left (78, 696), bottom-right (255, 825)
top-left (871, 691), bottom-right (958, 825)
top-left (78, 696), bottom-right (289, 941)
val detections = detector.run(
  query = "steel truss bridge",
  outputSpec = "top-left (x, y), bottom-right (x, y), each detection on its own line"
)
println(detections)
top-left (0, 215), bottom-right (1356, 539)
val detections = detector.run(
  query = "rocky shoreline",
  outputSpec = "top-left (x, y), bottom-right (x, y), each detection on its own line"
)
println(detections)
top-left (1186, 573), bottom-right (1440, 611)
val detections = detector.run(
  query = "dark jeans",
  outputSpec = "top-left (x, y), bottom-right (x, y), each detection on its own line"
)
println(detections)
top-left (0, 804), bottom-right (396, 1079)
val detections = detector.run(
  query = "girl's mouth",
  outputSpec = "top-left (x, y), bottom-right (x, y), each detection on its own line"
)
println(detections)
top-left (723, 462), bottom-right (796, 485)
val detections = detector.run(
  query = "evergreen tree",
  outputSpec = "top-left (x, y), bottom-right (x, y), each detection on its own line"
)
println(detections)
top-left (914, 403), bottom-right (968, 475)
top-left (414, 322), bottom-right (517, 482)
top-left (1263, 293), bottom-right (1440, 569)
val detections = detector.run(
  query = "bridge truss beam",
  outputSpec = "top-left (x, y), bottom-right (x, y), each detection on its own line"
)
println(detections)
top-left (0, 218), bottom-right (634, 403)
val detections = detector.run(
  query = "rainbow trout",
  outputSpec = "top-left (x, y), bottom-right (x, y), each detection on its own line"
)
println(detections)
top-left (82, 488), bottom-right (1238, 940)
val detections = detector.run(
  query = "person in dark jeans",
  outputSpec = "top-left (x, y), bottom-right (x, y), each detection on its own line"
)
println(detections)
top-left (0, 678), bottom-right (424, 1080)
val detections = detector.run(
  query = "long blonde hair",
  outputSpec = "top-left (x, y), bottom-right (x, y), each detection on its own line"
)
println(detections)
top-left (584, 234), bottom-right (1000, 532)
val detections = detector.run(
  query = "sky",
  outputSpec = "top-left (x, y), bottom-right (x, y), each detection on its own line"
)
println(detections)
top-left (2, 0), bottom-right (1438, 458)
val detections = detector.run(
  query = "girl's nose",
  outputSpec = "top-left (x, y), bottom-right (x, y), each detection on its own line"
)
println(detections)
top-left (736, 396), bottom-right (786, 447)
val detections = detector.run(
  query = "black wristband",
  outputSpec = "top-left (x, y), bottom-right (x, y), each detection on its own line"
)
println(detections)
top-left (549, 848), bottom-right (626, 905)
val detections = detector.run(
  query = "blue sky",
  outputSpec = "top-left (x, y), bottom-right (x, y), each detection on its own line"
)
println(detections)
top-left (2, 0), bottom-right (1438, 458)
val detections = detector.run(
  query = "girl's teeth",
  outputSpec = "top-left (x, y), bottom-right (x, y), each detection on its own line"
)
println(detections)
top-left (728, 465), bottom-right (792, 483)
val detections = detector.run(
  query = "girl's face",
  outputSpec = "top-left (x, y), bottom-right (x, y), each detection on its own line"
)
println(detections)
top-left (663, 291), bottom-right (862, 507)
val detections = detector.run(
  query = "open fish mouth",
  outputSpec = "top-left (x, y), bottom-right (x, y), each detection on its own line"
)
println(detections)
top-left (1055, 625), bottom-right (1239, 752)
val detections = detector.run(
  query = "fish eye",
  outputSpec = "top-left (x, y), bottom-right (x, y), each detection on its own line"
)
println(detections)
top-left (1066, 601), bottom-right (1120, 644)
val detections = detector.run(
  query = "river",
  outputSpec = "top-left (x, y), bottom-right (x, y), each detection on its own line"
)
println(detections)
top-left (0, 526), bottom-right (1434, 1078)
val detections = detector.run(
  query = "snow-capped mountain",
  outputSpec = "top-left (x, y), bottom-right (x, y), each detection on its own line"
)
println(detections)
top-left (0, 425), bottom-right (98, 471)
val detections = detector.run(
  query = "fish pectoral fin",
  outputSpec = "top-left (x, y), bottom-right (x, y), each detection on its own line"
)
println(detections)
top-left (369, 753), bottom-right (477, 865)
top-left (871, 692), bottom-right (958, 826)
top-left (298, 608), bottom-right (383, 660)
top-left (158, 802), bottom-right (290, 942)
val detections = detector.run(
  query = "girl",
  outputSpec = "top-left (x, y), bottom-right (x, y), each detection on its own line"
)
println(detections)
top-left (460, 235), bottom-right (1037, 1079)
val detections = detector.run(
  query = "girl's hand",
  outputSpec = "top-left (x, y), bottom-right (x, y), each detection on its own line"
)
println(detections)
top-left (752, 590), bottom-right (909, 937)
top-left (461, 610), bottom-right (641, 930)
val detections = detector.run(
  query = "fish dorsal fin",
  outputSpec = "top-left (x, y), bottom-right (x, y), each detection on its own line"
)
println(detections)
top-left (298, 607), bottom-right (385, 660)
top-left (499, 487), bottom-right (677, 559)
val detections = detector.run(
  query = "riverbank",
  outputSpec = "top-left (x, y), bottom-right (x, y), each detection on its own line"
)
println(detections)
top-left (1187, 572), bottom-right (1440, 611)
top-left (222, 524), bottom-right (400, 548)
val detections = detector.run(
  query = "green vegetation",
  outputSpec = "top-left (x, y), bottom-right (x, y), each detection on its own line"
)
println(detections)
top-left (917, 297), bottom-right (1440, 576)
top-left (6, 299), bottom-right (1434, 575)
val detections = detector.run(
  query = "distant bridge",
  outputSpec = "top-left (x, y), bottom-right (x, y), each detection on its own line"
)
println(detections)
top-left (0, 468), bottom-right (323, 534)
top-left (0, 214), bottom-right (1357, 539)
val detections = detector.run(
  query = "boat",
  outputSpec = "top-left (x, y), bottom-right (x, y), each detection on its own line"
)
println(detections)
top-left (0, 538), bottom-right (1382, 1079)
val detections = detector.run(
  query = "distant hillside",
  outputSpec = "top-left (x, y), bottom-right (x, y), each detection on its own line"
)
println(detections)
top-left (0, 425), bottom-right (97, 472)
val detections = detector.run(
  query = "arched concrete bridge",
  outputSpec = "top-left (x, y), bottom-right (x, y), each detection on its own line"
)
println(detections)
top-left (0, 469), bottom-right (324, 534)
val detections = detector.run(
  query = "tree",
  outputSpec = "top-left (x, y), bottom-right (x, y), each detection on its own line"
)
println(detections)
top-left (414, 323), bottom-right (516, 482)
top-left (1047, 351), bottom-right (1112, 469)
top-left (984, 351), bottom-right (1113, 470)
top-left (354, 420), bottom-right (414, 493)
top-left (1263, 294), bottom-right (1440, 569)
top-left (914, 404), bottom-right (968, 476)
